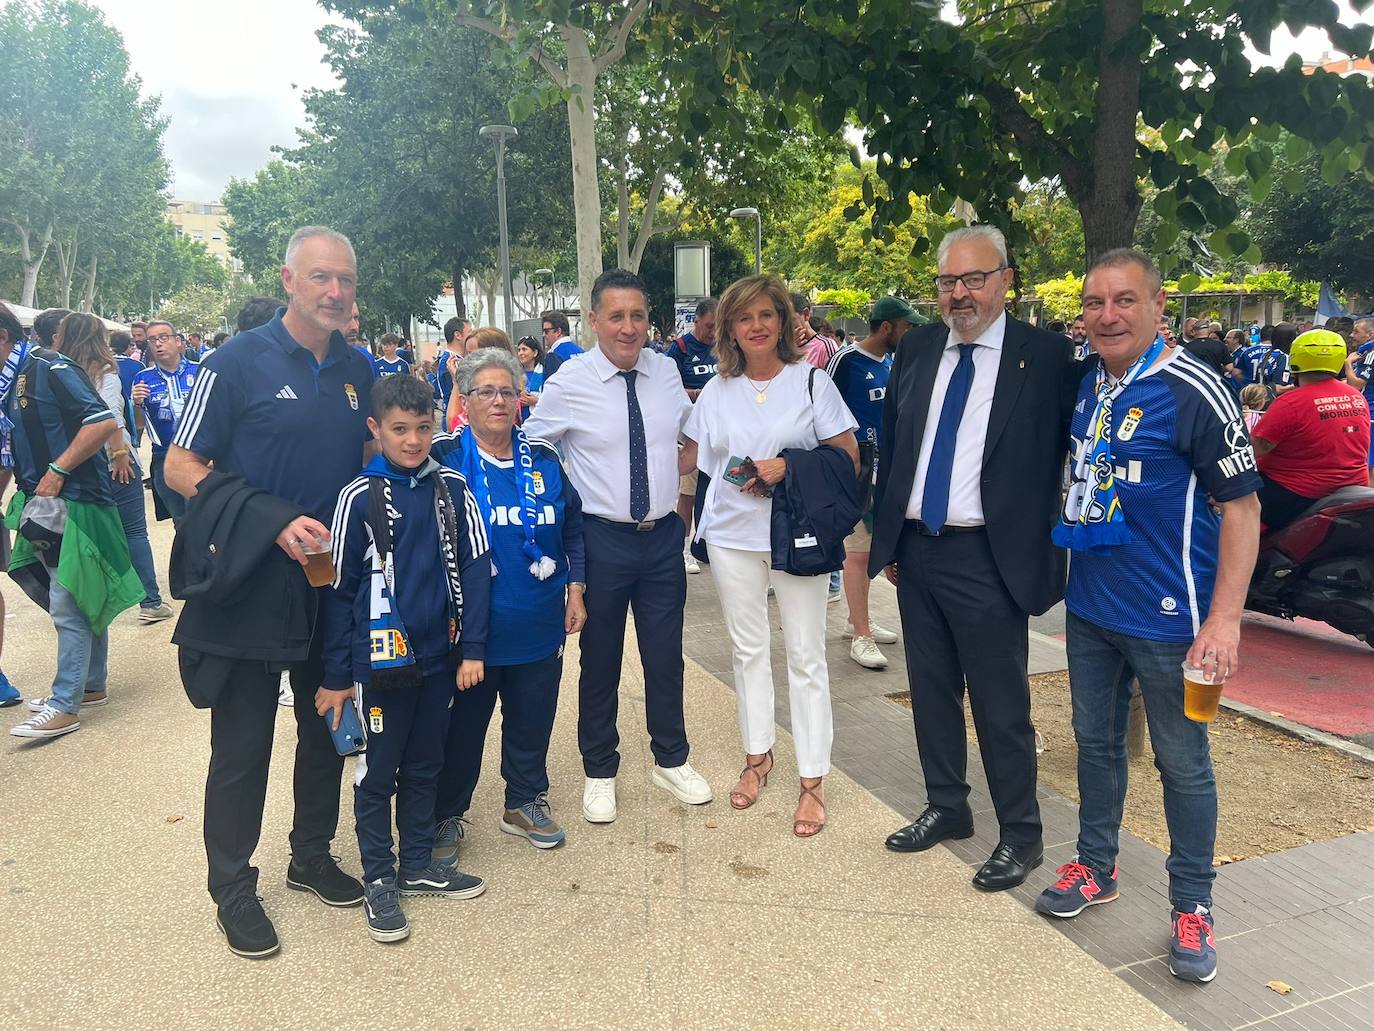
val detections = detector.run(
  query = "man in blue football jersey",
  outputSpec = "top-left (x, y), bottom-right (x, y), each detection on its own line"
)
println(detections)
top-left (827, 296), bottom-right (917, 670)
top-left (131, 320), bottom-right (197, 525)
top-left (1036, 249), bottom-right (1261, 986)
top-left (1347, 317), bottom-right (1374, 484)
top-left (671, 297), bottom-right (717, 573)
top-left (375, 333), bottom-right (410, 377)
top-left (1232, 322), bottom-right (1294, 391)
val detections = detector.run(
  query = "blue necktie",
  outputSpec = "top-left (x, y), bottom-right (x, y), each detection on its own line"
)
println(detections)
top-left (921, 343), bottom-right (976, 533)
top-left (618, 369), bottom-right (650, 522)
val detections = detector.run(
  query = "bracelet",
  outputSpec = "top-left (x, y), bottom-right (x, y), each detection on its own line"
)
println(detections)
top-left (111, 449), bottom-right (130, 458)
top-left (48, 462), bottom-right (71, 477)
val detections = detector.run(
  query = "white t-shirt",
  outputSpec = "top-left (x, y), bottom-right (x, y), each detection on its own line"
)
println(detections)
top-left (685, 361), bottom-right (857, 551)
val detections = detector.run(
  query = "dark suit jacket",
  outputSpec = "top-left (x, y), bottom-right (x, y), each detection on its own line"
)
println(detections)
top-left (868, 316), bottom-right (1084, 616)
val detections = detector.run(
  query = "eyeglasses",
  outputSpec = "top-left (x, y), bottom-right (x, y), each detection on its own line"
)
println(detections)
top-left (466, 386), bottom-right (518, 402)
top-left (541, 326), bottom-right (557, 335)
top-left (934, 267), bottom-right (1006, 293)
top-left (147, 333), bottom-right (175, 344)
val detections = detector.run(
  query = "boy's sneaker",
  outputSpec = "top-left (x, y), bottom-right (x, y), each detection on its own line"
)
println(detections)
top-left (27, 691), bottom-right (107, 712)
top-left (216, 895), bottom-right (280, 958)
top-left (432, 815), bottom-right (469, 867)
top-left (286, 854), bottom-right (364, 907)
top-left (0, 671), bottom-right (20, 707)
top-left (500, 793), bottom-right (566, 849)
top-left (277, 672), bottom-right (294, 707)
top-left (398, 863), bottom-right (486, 899)
top-left (9, 705), bottom-right (80, 739)
top-left (1034, 860), bottom-right (1119, 918)
top-left (1169, 904), bottom-right (1218, 983)
top-left (363, 878), bottom-right (409, 943)
top-left (138, 603), bottom-right (174, 623)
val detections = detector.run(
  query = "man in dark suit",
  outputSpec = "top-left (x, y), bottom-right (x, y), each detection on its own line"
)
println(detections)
top-left (869, 224), bottom-right (1080, 891)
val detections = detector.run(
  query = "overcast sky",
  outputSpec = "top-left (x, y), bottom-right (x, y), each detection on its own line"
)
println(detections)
top-left (89, 0), bottom-right (1372, 203)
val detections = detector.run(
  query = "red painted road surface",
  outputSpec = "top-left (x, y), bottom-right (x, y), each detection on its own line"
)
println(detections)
top-left (1229, 613), bottom-right (1374, 739)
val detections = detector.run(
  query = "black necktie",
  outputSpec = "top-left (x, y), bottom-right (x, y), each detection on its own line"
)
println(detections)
top-left (618, 369), bottom-right (650, 521)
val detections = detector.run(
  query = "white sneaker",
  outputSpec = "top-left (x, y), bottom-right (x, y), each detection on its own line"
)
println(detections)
top-left (278, 672), bottom-right (294, 708)
top-left (850, 636), bottom-right (889, 670)
top-left (652, 762), bottom-right (713, 805)
top-left (138, 603), bottom-right (174, 623)
top-left (26, 691), bottom-right (107, 712)
top-left (844, 621), bottom-right (899, 645)
top-left (684, 552), bottom-right (701, 574)
top-left (10, 704), bottom-right (80, 739)
top-left (582, 777), bottom-right (618, 823)
top-left (827, 589), bottom-right (842, 604)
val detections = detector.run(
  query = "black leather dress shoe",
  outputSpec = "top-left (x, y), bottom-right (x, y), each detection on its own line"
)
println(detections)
top-left (972, 840), bottom-right (1044, 891)
top-left (885, 807), bottom-right (975, 853)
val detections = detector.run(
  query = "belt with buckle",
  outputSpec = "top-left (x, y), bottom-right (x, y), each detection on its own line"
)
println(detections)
top-left (907, 519), bottom-right (984, 537)
top-left (587, 513), bottom-right (658, 532)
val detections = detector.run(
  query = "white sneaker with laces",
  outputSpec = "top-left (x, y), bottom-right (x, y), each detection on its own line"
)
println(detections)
top-left (850, 636), bottom-right (889, 670)
top-left (844, 621), bottom-right (899, 645)
top-left (10, 704), bottom-right (81, 739)
top-left (138, 603), bottom-right (174, 624)
top-left (582, 777), bottom-right (618, 823)
top-left (652, 762), bottom-right (713, 805)
top-left (684, 552), bottom-right (701, 574)
top-left (278, 672), bottom-right (294, 708)
top-left (27, 691), bottom-right (107, 712)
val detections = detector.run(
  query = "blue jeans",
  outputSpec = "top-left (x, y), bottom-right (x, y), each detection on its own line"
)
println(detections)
top-left (1065, 610), bottom-right (1217, 909)
top-left (48, 578), bottom-right (108, 714)
top-left (151, 450), bottom-right (187, 525)
top-left (111, 463), bottom-right (162, 608)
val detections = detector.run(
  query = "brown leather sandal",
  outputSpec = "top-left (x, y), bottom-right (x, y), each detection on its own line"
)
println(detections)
top-left (793, 777), bottom-right (826, 837)
top-left (729, 750), bottom-right (774, 810)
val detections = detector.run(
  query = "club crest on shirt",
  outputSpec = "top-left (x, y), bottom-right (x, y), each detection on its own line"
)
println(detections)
top-left (368, 706), bottom-right (384, 734)
top-left (531, 470), bottom-right (546, 495)
top-left (344, 383), bottom-right (358, 410)
top-left (15, 374), bottom-right (26, 408)
top-left (1117, 406), bottom-right (1144, 441)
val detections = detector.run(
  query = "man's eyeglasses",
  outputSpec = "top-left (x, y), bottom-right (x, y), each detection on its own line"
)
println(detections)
top-left (934, 267), bottom-right (1007, 293)
top-left (147, 333), bottom-right (175, 344)
top-left (541, 326), bottom-right (557, 335)
top-left (466, 386), bottom-right (518, 402)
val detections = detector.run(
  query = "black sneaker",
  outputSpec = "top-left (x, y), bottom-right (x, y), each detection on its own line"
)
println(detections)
top-left (286, 853), bottom-right (364, 907)
top-left (363, 878), bottom-right (409, 943)
top-left (398, 863), bottom-right (487, 899)
top-left (216, 895), bottom-right (280, 958)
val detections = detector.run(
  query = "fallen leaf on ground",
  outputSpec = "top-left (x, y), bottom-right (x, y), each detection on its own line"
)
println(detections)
top-left (704, 819), bottom-right (719, 829)
top-left (165, 815), bottom-right (183, 824)
top-left (1266, 980), bottom-right (1293, 995)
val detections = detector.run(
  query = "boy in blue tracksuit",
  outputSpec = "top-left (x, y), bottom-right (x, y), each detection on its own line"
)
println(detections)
top-left (321, 374), bottom-right (492, 944)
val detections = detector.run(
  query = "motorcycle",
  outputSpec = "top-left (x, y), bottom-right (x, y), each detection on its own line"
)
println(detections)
top-left (1246, 485), bottom-right (1374, 648)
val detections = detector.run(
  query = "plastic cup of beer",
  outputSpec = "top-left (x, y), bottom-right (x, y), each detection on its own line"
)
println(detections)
top-left (1181, 661), bottom-right (1225, 723)
top-left (301, 537), bottom-right (335, 588)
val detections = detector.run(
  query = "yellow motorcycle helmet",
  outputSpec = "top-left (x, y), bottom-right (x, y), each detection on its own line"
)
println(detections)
top-left (1288, 328), bottom-right (1348, 375)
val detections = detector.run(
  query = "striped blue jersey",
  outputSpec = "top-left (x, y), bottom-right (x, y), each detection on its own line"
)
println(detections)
top-left (133, 359), bottom-right (199, 455)
top-left (1065, 349), bottom-right (1262, 642)
top-left (1233, 343), bottom-right (1290, 388)
top-left (1353, 340), bottom-right (1374, 410)
top-left (375, 357), bottom-right (410, 377)
top-left (825, 343), bottom-right (891, 446)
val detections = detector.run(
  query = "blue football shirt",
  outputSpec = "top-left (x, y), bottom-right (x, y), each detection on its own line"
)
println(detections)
top-left (133, 359), bottom-right (199, 455)
top-left (375, 356), bottom-right (410, 378)
top-left (1233, 343), bottom-right (1290, 388)
top-left (825, 343), bottom-right (891, 446)
top-left (671, 333), bottom-right (718, 392)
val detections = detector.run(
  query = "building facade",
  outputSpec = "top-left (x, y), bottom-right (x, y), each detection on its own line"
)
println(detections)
top-left (164, 198), bottom-right (234, 267)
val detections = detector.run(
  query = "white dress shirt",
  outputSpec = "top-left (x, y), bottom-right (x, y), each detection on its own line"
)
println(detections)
top-left (905, 312), bottom-right (1006, 526)
top-left (523, 344), bottom-right (690, 522)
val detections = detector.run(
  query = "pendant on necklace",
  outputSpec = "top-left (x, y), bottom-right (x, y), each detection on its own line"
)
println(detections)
top-left (755, 391), bottom-right (767, 403)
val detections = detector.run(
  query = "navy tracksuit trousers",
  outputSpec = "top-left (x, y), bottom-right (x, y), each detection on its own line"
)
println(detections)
top-left (354, 671), bottom-right (454, 883)
top-left (436, 647), bottom-right (563, 817)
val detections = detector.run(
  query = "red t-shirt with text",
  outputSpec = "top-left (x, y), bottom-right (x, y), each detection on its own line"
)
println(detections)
top-left (1253, 380), bottom-right (1370, 498)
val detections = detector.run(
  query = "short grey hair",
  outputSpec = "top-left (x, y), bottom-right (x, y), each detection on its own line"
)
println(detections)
top-left (455, 347), bottom-right (523, 396)
top-left (283, 226), bottom-right (356, 269)
top-left (1355, 317), bottom-right (1374, 334)
top-left (1086, 248), bottom-right (1162, 296)
top-left (936, 224), bottom-right (1009, 269)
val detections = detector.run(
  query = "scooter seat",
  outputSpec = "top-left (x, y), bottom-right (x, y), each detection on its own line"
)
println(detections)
top-left (1295, 485), bottom-right (1374, 521)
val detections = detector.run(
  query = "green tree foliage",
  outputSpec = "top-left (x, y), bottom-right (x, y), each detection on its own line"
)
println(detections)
top-left (813, 288), bottom-right (869, 318)
top-left (615, 229), bottom-right (751, 333)
top-left (1013, 181), bottom-right (1085, 286)
top-left (1032, 273), bottom-right (1085, 322)
top-left (156, 284), bottom-right (237, 336)
top-left (222, 161), bottom-right (316, 290)
top-left (668, 1), bottom-right (1374, 264)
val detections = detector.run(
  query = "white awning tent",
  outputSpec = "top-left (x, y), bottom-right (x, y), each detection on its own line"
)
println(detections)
top-left (0, 300), bottom-right (129, 334)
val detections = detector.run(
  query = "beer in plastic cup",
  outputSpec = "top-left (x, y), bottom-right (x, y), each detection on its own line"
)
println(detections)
top-left (301, 537), bottom-right (335, 588)
top-left (1181, 661), bottom-right (1224, 723)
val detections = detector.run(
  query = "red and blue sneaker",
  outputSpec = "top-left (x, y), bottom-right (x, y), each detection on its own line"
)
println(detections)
top-left (1034, 859), bottom-right (1119, 918)
top-left (1170, 904), bottom-right (1218, 982)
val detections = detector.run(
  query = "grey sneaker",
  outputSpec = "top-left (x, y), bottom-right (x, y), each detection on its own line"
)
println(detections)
top-left (500, 793), bottom-right (566, 849)
top-left (27, 691), bottom-right (107, 712)
top-left (138, 603), bottom-right (174, 624)
top-left (363, 878), bottom-right (409, 943)
top-left (398, 864), bottom-right (486, 899)
top-left (432, 815), bottom-right (469, 867)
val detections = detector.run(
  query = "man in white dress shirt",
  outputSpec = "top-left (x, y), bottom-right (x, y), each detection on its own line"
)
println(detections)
top-left (523, 269), bottom-right (713, 823)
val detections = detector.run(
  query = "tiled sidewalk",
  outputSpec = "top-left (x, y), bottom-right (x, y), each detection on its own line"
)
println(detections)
top-left (682, 564), bottom-right (1374, 1031)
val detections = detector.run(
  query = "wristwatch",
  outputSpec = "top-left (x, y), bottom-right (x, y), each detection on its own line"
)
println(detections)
top-left (569, 581), bottom-right (586, 592)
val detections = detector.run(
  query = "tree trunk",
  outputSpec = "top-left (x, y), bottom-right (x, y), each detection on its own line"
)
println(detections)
top-left (628, 168), bottom-right (668, 274)
top-left (1077, 0), bottom-right (1145, 262)
top-left (54, 229), bottom-right (80, 311)
top-left (451, 262), bottom-right (467, 318)
top-left (16, 221), bottom-right (53, 308)
top-left (616, 140), bottom-right (632, 270)
top-left (79, 253), bottom-right (98, 312)
top-left (562, 25), bottom-right (603, 338)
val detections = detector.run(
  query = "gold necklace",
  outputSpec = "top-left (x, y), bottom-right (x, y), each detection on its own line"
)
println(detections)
top-left (745, 368), bottom-right (782, 403)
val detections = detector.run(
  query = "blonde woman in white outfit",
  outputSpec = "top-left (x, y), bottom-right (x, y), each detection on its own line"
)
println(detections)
top-left (679, 275), bottom-right (859, 837)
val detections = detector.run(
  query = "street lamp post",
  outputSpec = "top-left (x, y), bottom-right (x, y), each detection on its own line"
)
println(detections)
top-left (729, 206), bottom-right (762, 275)
top-left (533, 267), bottom-right (554, 318)
top-left (479, 124), bottom-right (519, 336)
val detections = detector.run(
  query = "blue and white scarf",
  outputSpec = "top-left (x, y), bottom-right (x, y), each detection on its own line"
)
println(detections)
top-left (0, 339), bottom-right (33, 468)
top-left (456, 426), bottom-right (557, 580)
top-left (1053, 335), bottom-right (1165, 553)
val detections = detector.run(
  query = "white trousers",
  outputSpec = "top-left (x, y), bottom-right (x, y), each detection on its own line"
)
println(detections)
top-left (706, 544), bottom-right (833, 778)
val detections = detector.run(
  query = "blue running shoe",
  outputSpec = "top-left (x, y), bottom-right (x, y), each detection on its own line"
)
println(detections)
top-left (1034, 859), bottom-right (1119, 918)
top-left (0, 670), bottom-right (20, 708)
top-left (500, 792), bottom-right (566, 849)
top-left (1169, 904), bottom-right (1218, 983)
